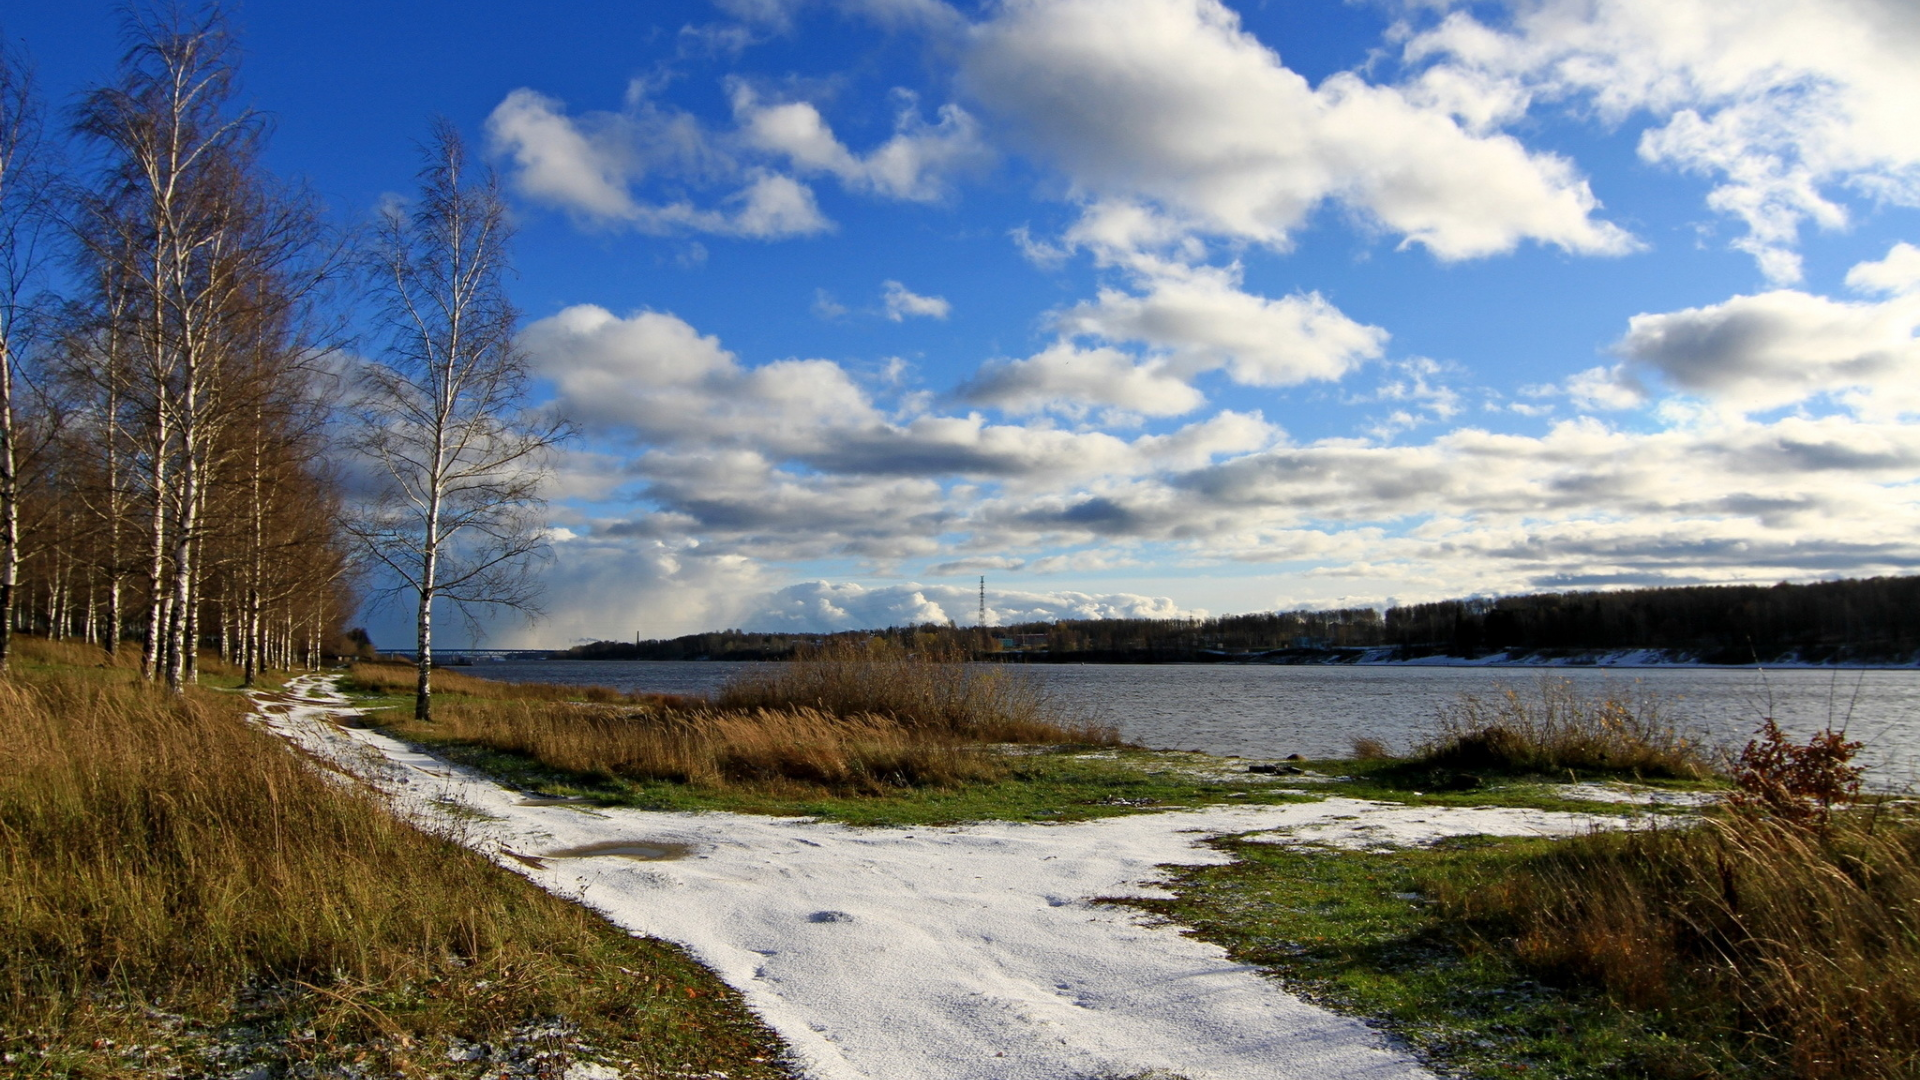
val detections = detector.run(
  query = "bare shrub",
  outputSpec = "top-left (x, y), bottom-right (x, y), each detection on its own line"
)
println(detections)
top-left (1730, 717), bottom-right (1864, 823)
top-left (1437, 808), bottom-right (1920, 1078)
top-left (1349, 736), bottom-right (1391, 761)
top-left (1417, 678), bottom-right (1712, 779)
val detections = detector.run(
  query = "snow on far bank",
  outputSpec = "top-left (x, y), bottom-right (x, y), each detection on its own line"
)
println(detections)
top-left (255, 677), bottom-right (1630, 1080)
top-left (1348, 648), bottom-right (1920, 669)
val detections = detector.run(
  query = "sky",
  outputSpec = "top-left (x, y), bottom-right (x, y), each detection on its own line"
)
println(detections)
top-left (11, 0), bottom-right (1920, 647)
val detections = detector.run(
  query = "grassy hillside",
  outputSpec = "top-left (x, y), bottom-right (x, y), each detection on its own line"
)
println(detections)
top-left (0, 637), bottom-right (792, 1079)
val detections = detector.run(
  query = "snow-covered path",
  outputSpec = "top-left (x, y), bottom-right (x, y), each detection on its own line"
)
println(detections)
top-left (254, 675), bottom-right (1619, 1080)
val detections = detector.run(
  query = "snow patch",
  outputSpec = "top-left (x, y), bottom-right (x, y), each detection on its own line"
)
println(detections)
top-left (254, 676), bottom-right (1633, 1080)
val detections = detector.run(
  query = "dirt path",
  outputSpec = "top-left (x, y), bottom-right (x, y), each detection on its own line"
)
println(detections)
top-left (253, 675), bottom-right (1621, 1080)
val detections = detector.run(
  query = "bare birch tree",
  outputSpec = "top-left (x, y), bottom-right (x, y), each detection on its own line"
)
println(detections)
top-left (73, 5), bottom-right (337, 689)
top-left (350, 120), bottom-right (565, 721)
top-left (0, 36), bottom-right (54, 673)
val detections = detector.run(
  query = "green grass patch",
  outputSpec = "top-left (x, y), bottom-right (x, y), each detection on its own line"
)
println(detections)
top-left (384, 723), bottom-right (1319, 826)
top-left (1128, 835), bottom-right (1735, 1080)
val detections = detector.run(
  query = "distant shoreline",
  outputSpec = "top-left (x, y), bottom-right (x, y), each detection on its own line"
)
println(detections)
top-left (432, 648), bottom-right (1920, 671)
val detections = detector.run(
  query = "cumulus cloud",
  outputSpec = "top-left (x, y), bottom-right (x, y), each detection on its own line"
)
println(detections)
top-left (486, 88), bottom-right (642, 220)
top-left (961, 0), bottom-right (1634, 260)
top-left (511, 298), bottom-right (1920, 644)
top-left (959, 343), bottom-right (1203, 419)
top-left (1402, 0), bottom-right (1920, 281)
top-left (881, 280), bottom-right (951, 321)
top-left (739, 580), bottom-right (1194, 631)
top-left (1057, 262), bottom-right (1388, 387)
top-left (732, 84), bottom-right (990, 202)
top-left (1607, 246), bottom-right (1920, 412)
top-left (486, 89), bottom-right (829, 237)
top-left (1847, 242), bottom-right (1920, 296)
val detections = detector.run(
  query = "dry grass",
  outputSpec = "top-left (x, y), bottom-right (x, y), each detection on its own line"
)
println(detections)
top-left (0, 651), bottom-right (788, 1076)
top-left (346, 660), bottom-right (652, 704)
top-left (1436, 808), bottom-right (1920, 1078)
top-left (398, 699), bottom-right (1013, 795)
top-left (372, 639), bottom-right (1114, 798)
top-left (1416, 678), bottom-right (1714, 779)
top-left (717, 637), bottom-right (1116, 744)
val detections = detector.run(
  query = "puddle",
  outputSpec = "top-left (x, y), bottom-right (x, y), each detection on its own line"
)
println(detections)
top-left (545, 840), bottom-right (692, 861)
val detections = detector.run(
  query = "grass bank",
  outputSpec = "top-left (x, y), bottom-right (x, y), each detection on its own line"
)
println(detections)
top-left (0, 637), bottom-right (791, 1079)
top-left (350, 642), bottom-right (1264, 827)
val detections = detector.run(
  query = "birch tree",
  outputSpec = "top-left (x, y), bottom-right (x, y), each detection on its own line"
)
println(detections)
top-left (74, 5), bottom-right (336, 688)
top-left (0, 37), bottom-right (53, 672)
top-left (350, 121), bottom-right (565, 721)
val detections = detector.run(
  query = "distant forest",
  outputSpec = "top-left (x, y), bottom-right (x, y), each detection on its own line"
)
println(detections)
top-left (561, 575), bottom-right (1920, 665)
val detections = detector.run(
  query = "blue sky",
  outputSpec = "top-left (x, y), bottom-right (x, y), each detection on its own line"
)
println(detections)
top-left (15, 0), bottom-right (1920, 646)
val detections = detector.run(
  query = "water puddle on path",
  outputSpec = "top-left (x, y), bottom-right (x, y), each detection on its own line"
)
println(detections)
top-left (545, 840), bottom-right (692, 861)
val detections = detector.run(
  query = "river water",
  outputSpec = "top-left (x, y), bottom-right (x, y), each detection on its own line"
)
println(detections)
top-left (461, 659), bottom-right (1920, 787)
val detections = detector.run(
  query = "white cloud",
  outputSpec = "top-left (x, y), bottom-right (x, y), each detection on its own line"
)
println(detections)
top-left (1403, 0), bottom-right (1920, 281)
top-left (486, 88), bottom-right (640, 220)
top-left (1615, 287), bottom-right (1920, 413)
top-left (1847, 242), bottom-right (1920, 296)
top-left (961, 0), bottom-right (1634, 260)
top-left (486, 89), bottom-right (830, 238)
top-left (1057, 262), bottom-right (1388, 387)
top-left (741, 580), bottom-right (1194, 631)
top-left (881, 280), bottom-right (951, 321)
top-left (515, 302), bottom-right (1920, 642)
top-left (732, 84), bottom-right (989, 202)
top-left (960, 342), bottom-right (1205, 418)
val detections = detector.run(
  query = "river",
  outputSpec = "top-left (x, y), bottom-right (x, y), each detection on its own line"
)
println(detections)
top-left (457, 659), bottom-right (1920, 787)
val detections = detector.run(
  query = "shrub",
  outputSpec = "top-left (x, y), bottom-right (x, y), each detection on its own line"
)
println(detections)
top-left (1729, 717), bottom-right (1864, 823)
top-left (1349, 736), bottom-right (1391, 760)
top-left (1415, 678), bottom-right (1712, 779)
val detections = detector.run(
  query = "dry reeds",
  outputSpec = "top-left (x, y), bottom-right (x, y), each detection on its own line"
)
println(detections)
top-left (346, 660), bottom-right (641, 703)
top-left (1438, 809), bottom-right (1920, 1078)
top-left (376, 639), bottom-right (1113, 797)
top-left (409, 699), bottom-right (1010, 794)
top-left (1417, 678), bottom-right (1712, 779)
top-left (717, 637), bottom-right (1114, 744)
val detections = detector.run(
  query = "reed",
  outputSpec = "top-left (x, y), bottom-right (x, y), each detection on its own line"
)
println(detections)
top-left (404, 698), bottom-right (1013, 794)
top-left (717, 637), bottom-right (1115, 744)
top-left (1414, 677), bottom-right (1713, 779)
top-left (378, 640), bottom-right (1114, 797)
top-left (345, 659), bottom-right (648, 704)
top-left (1435, 808), bottom-right (1920, 1078)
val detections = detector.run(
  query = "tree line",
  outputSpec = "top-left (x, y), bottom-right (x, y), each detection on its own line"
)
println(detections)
top-left (564, 576), bottom-right (1920, 664)
top-left (0, 6), bottom-right (559, 714)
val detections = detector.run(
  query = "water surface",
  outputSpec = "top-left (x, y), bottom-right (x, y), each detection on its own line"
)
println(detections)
top-left (463, 659), bottom-right (1920, 786)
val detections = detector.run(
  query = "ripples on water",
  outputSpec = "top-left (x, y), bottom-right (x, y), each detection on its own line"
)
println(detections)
top-left (465, 660), bottom-right (1920, 787)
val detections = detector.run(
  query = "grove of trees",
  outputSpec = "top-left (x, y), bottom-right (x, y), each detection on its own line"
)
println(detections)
top-left (0, 6), bottom-right (555, 702)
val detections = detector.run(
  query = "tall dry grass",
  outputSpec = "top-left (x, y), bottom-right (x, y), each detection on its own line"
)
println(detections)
top-left (346, 660), bottom-right (648, 704)
top-left (1437, 809), bottom-right (1920, 1078)
top-left (377, 640), bottom-right (1113, 796)
top-left (717, 637), bottom-right (1115, 744)
top-left (405, 699), bottom-right (1013, 794)
top-left (1416, 678), bottom-right (1713, 779)
top-left (0, 661), bottom-right (786, 1072)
